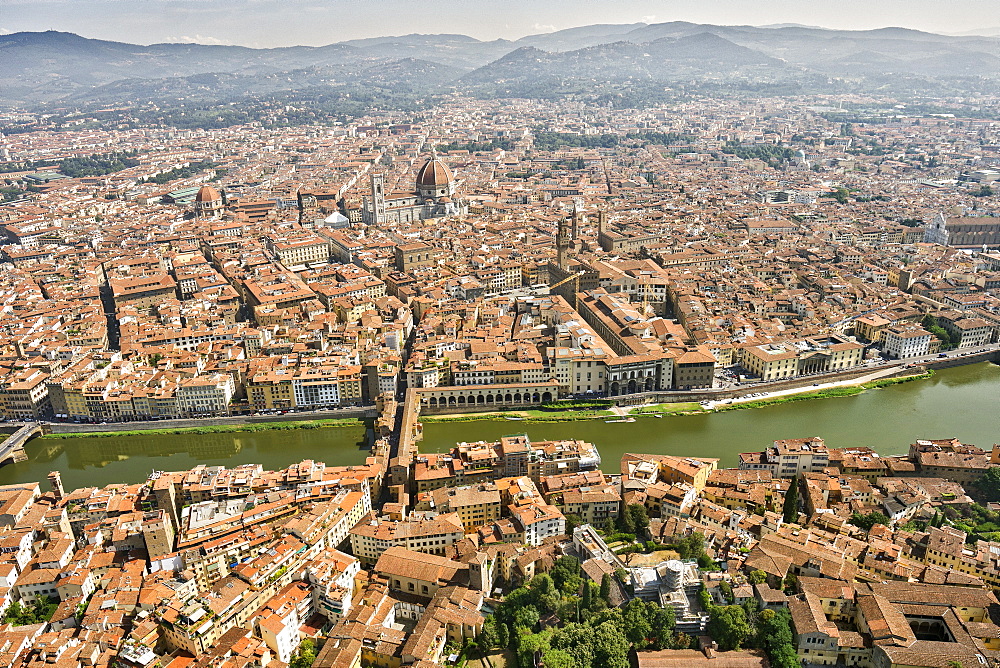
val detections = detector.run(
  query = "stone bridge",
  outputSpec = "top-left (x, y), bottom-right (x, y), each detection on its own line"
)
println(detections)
top-left (0, 422), bottom-right (48, 465)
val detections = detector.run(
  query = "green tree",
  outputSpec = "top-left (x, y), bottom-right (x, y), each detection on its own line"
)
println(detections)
top-left (592, 619), bottom-right (631, 668)
top-left (849, 511), bottom-right (890, 531)
top-left (479, 616), bottom-right (499, 649)
top-left (676, 532), bottom-right (706, 561)
top-left (517, 630), bottom-right (553, 668)
top-left (618, 507), bottom-right (636, 534)
top-left (582, 580), bottom-right (594, 610)
top-left (600, 573), bottom-right (612, 604)
top-left (649, 604), bottom-right (676, 649)
top-left (826, 187), bottom-right (850, 204)
top-left (707, 605), bottom-right (753, 651)
top-left (564, 513), bottom-right (583, 534)
top-left (549, 556), bottom-right (583, 596)
top-left (621, 598), bottom-right (653, 647)
top-left (550, 623), bottom-right (596, 668)
top-left (541, 649), bottom-right (575, 668)
top-left (513, 604), bottom-right (540, 630)
top-left (289, 639), bottom-right (315, 668)
top-left (976, 467), bottom-right (1000, 502)
top-left (628, 504), bottom-right (650, 537)
top-left (497, 620), bottom-right (510, 648)
top-left (3, 596), bottom-right (59, 626)
top-left (782, 476), bottom-right (799, 524)
top-left (747, 569), bottom-right (768, 585)
top-left (719, 580), bottom-right (735, 604)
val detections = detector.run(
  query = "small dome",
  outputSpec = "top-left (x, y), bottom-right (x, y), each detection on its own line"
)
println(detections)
top-left (195, 185), bottom-right (222, 203)
top-left (439, 196), bottom-right (452, 204)
top-left (416, 158), bottom-right (453, 188)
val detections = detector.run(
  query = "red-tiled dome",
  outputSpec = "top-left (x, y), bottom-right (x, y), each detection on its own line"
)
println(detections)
top-left (195, 185), bottom-right (222, 203)
top-left (415, 158), bottom-right (453, 187)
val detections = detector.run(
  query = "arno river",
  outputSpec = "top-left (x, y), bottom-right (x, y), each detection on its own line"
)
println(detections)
top-left (2, 363), bottom-right (999, 492)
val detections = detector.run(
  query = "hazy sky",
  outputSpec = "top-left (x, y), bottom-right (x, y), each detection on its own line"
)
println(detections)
top-left (2, 0), bottom-right (999, 48)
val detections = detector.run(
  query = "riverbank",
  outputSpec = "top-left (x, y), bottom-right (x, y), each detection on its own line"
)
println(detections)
top-left (418, 371), bottom-right (933, 423)
top-left (41, 417), bottom-right (366, 439)
top-left (419, 364), bottom-right (1000, 469)
top-left (709, 370), bottom-right (934, 412)
top-left (418, 409), bottom-right (616, 424)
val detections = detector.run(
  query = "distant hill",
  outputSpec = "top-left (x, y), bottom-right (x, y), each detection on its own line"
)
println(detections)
top-left (461, 33), bottom-right (782, 87)
top-left (2, 24), bottom-right (1000, 111)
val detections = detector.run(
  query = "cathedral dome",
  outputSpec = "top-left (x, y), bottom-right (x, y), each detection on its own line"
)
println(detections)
top-left (415, 158), bottom-right (453, 188)
top-left (195, 185), bottom-right (222, 203)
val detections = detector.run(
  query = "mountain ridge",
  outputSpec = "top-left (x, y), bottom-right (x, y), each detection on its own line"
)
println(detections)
top-left (2, 24), bottom-right (999, 110)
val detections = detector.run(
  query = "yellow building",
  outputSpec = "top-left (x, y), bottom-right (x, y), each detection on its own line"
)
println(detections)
top-left (247, 370), bottom-right (295, 410)
top-left (432, 484), bottom-right (502, 533)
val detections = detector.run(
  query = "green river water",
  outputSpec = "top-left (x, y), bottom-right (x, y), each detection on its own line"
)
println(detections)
top-left (2, 363), bottom-right (998, 492)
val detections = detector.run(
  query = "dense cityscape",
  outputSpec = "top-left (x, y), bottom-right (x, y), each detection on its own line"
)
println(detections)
top-left (1, 15), bottom-right (1000, 668)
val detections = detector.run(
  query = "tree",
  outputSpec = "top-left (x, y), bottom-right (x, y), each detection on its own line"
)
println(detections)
top-left (782, 477), bottom-right (799, 524)
top-left (289, 639), bottom-right (316, 668)
top-left (621, 598), bottom-right (653, 647)
top-left (497, 620), bottom-right (510, 648)
top-left (719, 580), bottom-right (735, 604)
top-left (550, 556), bottom-right (582, 596)
top-left (849, 511), bottom-right (890, 531)
top-left (649, 603), bottom-right (676, 649)
top-left (747, 569), bottom-right (768, 585)
top-left (977, 467), bottom-right (1000, 503)
top-left (618, 507), bottom-right (636, 534)
top-left (479, 616), bottom-right (499, 649)
top-left (541, 649), bottom-right (575, 668)
top-left (707, 605), bottom-right (753, 651)
top-left (676, 532), bottom-right (706, 561)
top-left (3, 596), bottom-right (58, 626)
top-left (513, 604), bottom-right (540, 630)
top-left (550, 623), bottom-right (596, 668)
top-left (826, 187), bottom-right (850, 204)
top-left (582, 580), bottom-right (594, 610)
top-left (628, 504), bottom-right (650, 537)
top-left (592, 619), bottom-right (631, 668)
top-left (600, 573), bottom-right (612, 604)
top-left (564, 513), bottom-right (583, 534)
top-left (518, 630), bottom-right (553, 668)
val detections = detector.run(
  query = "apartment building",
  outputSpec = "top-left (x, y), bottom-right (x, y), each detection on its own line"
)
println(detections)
top-left (739, 437), bottom-right (830, 477)
top-left (881, 325), bottom-right (932, 359)
top-left (349, 512), bottom-right (465, 564)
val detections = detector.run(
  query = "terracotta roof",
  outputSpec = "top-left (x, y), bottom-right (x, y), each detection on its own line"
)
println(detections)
top-left (416, 158), bottom-right (453, 187)
top-left (195, 185), bottom-right (221, 203)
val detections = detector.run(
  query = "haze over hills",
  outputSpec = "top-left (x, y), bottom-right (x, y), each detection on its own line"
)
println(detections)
top-left (2, 21), bottom-right (1000, 112)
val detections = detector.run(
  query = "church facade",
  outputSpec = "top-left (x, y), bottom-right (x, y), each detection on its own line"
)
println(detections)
top-left (362, 153), bottom-right (467, 225)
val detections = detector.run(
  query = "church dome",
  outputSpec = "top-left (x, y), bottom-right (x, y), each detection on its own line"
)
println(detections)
top-left (195, 185), bottom-right (222, 203)
top-left (416, 158), bottom-right (453, 188)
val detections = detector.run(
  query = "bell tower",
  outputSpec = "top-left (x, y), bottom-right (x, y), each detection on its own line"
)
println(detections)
top-left (370, 172), bottom-right (386, 225)
top-left (556, 216), bottom-right (571, 270)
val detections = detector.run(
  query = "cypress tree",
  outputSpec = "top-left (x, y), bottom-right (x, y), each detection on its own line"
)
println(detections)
top-left (782, 476), bottom-right (799, 524)
top-left (600, 573), bottom-right (612, 603)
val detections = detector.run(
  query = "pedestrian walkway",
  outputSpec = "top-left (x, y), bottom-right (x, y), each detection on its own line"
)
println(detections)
top-left (703, 365), bottom-right (915, 409)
